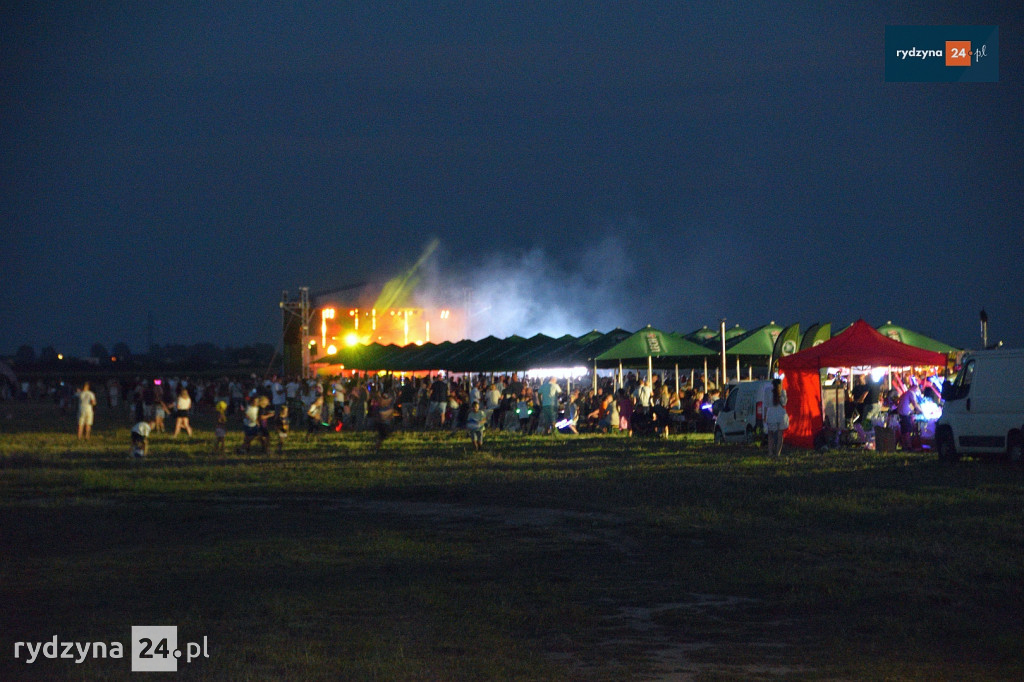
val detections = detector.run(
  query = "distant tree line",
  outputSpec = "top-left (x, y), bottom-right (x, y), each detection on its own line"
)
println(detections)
top-left (8, 342), bottom-right (278, 374)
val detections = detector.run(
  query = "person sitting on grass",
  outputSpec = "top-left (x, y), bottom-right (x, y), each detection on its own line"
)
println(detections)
top-left (130, 418), bottom-right (157, 459)
top-left (466, 401), bottom-right (486, 451)
top-left (560, 389), bottom-right (581, 434)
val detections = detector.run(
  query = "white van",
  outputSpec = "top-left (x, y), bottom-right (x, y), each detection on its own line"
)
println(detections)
top-left (935, 348), bottom-right (1024, 462)
top-left (714, 380), bottom-right (773, 444)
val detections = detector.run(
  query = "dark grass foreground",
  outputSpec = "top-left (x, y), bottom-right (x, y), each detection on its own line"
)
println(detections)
top-left (1, 404), bottom-right (1023, 680)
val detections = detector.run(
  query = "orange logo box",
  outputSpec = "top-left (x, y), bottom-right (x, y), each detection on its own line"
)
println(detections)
top-left (946, 41), bottom-right (971, 66)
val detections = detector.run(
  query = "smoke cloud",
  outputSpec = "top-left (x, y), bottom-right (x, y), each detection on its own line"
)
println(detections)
top-left (410, 235), bottom-right (634, 339)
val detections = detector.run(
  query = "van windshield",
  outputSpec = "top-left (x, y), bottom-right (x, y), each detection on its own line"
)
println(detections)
top-left (725, 387), bottom-right (739, 412)
top-left (953, 361), bottom-right (975, 388)
top-left (948, 360), bottom-right (975, 400)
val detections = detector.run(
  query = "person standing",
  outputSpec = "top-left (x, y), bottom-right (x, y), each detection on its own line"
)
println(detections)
top-left (562, 389), bottom-right (581, 434)
top-left (375, 391), bottom-right (395, 449)
top-left (428, 375), bottom-right (449, 428)
top-left (466, 401), bottom-right (486, 450)
top-left (862, 375), bottom-right (882, 427)
top-left (536, 377), bottom-right (562, 434)
top-left (241, 396), bottom-right (261, 452)
top-left (897, 380), bottom-right (923, 449)
top-left (172, 386), bottom-right (193, 437)
top-left (484, 382), bottom-right (501, 427)
top-left (633, 378), bottom-right (653, 414)
top-left (76, 381), bottom-right (97, 440)
top-left (399, 379), bottom-right (418, 429)
top-left (765, 378), bottom-right (789, 457)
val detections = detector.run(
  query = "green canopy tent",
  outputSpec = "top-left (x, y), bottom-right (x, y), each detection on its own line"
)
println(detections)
top-left (474, 334), bottom-right (527, 373)
top-left (684, 324), bottom-right (746, 345)
top-left (876, 322), bottom-right (959, 353)
top-left (572, 329), bottom-right (633, 389)
top-left (721, 322), bottom-right (785, 381)
top-left (446, 335), bottom-right (505, 374)
top-left (523, 334), bottom-right (580, 370)
top-left (504, 334), bottom-right (558, 372)
top-left (576, 329), bottom-right (632, 362)
top-left (683, 326), bottom-right (716, 343)
top-left (436, 339), bottom-right (479, 372)
top-left (413, 341), bottom-right (455, 371)
top-left (388, 342), bottom-right (438, 372)
top-left (596, 326), bottom-right (715, 389)
top-left (313, 342), bottom-right (396, 372)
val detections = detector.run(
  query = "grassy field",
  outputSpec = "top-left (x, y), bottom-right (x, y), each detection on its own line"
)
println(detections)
top-left (1, 403), bottom-right (1022, 680)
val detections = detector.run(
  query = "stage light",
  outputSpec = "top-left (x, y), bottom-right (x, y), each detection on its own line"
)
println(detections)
top-left (327, 344), bottom-right (337, 355)
top-left (321, 308), bottom-right (335, 347)
top-left (344, 332), bottom-right (359, 347)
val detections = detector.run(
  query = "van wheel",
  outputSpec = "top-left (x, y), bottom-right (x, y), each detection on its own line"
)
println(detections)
top-left (714, 428), bottom-right (724, 445)
top-left (1008, 432), bottom-right (1023, 463)
top-left (936, 429), bottom-right (959, 463)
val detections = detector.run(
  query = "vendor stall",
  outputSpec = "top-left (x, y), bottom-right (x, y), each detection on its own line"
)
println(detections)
top-left (778, 320), bottom-right (947, 449)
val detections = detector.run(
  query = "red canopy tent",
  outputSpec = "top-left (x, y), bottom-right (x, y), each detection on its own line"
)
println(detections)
top-left (778, 320), bottom-right (947, 448)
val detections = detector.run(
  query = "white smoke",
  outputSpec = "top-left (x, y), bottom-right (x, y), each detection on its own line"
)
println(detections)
top-left (411, 235), bottom-right (633, 339)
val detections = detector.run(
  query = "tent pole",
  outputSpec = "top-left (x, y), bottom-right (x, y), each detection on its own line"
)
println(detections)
top-left (720, 319), bottom-right (727, 390)
top-left (674, 363), bottom-right (679, 396)
top-left (647, 355), bottom-right (653, 385)
top-left (618, 360), bottom-right (623, 390)
top-left (593, 360), bottom-right (598, 392)
top-left (736, 356), bottom-right (740, 382)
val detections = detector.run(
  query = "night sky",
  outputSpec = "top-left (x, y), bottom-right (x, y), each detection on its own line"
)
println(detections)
top-left (3, 2), bottom-right (1022, 357)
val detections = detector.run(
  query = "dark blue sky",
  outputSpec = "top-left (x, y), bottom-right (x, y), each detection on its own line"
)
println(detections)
top-left (3, 2), bottom-right (1022, 356)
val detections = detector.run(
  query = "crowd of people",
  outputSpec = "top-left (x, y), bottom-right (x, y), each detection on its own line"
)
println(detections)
top-left (33, 371), bottom-right (737, 452)
top-left (825, 369), bottom-right (944, 450)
